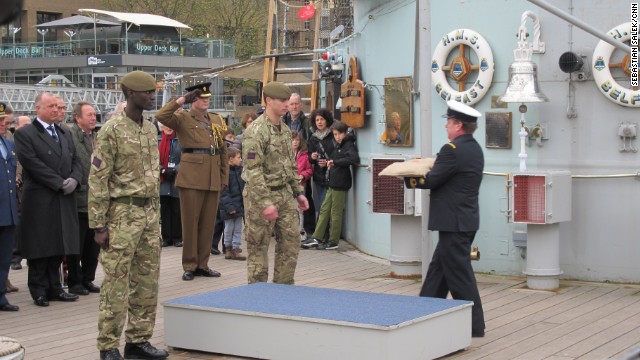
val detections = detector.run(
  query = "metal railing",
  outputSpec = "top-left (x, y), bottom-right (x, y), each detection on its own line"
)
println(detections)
top-left (0, 38), bottom-right (235, 59)
top-left (0, 82), bottom-right (236, 121)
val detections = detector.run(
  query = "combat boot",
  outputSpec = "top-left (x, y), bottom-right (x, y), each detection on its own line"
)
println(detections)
top-left (123, 341), bottom-right (168, 359)
top-left (99, 348), bottom-right (123, 360)
top-left (230, 248), bottom-right (246, 261)
top-left (224, 248), bottom-right (233, 259)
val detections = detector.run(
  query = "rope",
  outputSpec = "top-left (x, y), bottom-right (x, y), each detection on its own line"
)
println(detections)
top-left (0, 336), bottom-right (23, 356)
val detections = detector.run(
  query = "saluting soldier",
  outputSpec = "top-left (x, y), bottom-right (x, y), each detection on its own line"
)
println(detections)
top-left (155, 82), bottom-right (229, 281)
top-left (89, 71), bottom-right (168, 360)
top-left (241, 82), bottom-right (309, 284)
top-left (404, 100), bottom-right (486, 338)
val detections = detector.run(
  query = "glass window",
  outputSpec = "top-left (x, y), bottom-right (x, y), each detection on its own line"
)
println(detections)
top-left (36, 12), bottom-right (61, 42)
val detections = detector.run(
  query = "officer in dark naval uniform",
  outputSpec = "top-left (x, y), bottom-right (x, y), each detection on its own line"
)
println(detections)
top-left (404, 100), bottom-right (485, 338)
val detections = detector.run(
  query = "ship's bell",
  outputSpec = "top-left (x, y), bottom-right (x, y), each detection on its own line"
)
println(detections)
top-left (498, 59), bottom-right (549, 103)
top-left (498, 23), bottom-right (549, 104)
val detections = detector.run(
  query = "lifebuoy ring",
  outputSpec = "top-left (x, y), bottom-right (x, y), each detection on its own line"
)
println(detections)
top-left (592, 22), bottom-right (640, 108)
top-left (431, 29), bottom-right (495, 106)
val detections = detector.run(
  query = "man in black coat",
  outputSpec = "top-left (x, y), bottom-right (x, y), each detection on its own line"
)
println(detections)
top-left (14, 92), bottom-right (82, 306)
top-left (405, 100), bottom-right (485, 338)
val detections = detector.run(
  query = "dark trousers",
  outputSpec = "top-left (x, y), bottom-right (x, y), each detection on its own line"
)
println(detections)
top-left (27, 255), bottom-right (65, 300)
top-left (11, 214), bottom-right (21, 265)
top-left (67, 212), bottom-right (100, 288)
top-left (0, 225), bottom-right (15, 306)
top-left (211, 213), bottom-right (225, 252)
top-left (160, 196), bottom-right (182, 245)
top-left (302, 181), bottom-right (316, 234)
top-left (419, 231), bottom-right (485, 334)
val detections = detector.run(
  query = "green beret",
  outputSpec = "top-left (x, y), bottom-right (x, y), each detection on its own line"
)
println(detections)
top-left (263, 81), bottom-right (292, 100)
top-left (121, 71), bottom-right (156, 92)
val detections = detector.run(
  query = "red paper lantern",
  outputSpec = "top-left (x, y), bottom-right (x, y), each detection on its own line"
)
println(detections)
top-left (298, 4), bottom-right (315, 21)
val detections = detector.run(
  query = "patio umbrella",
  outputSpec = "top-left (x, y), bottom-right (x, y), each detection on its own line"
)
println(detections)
top-left (35, 15), bottom-right (120, 54)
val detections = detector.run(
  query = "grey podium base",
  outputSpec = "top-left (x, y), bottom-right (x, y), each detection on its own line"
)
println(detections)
top-left (163, 283), bottom-right (472, 360)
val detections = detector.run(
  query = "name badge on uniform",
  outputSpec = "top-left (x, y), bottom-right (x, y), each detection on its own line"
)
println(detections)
top-left (168, 162), bottom-right (176, 168)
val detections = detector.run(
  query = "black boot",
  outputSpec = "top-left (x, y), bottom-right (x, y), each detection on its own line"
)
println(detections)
top-left (100, 348), bottom-right (123, 360)
top-left (123, 342), bottom-right (168, 359)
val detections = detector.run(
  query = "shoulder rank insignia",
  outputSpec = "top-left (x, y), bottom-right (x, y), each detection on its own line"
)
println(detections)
top-left (447, 142), bottom-right (457, 149)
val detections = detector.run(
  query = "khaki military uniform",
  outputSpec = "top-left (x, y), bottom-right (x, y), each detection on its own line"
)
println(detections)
top-left (155, 100), bottom-right (229, 272)
top-left (241, 114), bottom-right (305, 284)
top-left (88, 113), bottom-right (161, 351)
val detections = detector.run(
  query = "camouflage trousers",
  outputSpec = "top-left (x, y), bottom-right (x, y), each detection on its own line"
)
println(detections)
top-left (243, 189), bottom-right (300, 284)
top-left (97, 200), bottom-right (161, 350)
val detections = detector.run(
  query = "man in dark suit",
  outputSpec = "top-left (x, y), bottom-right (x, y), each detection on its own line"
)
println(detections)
top-left (0, 102), bottom-right (20, 311)
top-left (14, 92), bottom-right (82, 307)
top-left (67, 101), bottom-right (101, 296)
top-left (155, 82), bottom-right (229, 281)
top-left (405, 100), bottom-right (485, 338)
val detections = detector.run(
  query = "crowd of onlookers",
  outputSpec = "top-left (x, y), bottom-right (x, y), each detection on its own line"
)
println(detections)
top-left (0, 90), bottom-right (360, 313)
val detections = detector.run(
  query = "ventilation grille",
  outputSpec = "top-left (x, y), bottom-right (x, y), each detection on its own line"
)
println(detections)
top-left (512, 175), bottom-right (546, 223)
top-left (372, 158), bottom-right (407, 214)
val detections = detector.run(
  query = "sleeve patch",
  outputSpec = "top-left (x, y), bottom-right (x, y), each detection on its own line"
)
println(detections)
top-left (247, 152), bottom-right (256, 160)
top-left (92, 156), bottom-right (102, 168)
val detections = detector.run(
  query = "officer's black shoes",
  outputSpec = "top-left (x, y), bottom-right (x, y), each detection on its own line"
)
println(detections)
top-left (100, 348), bottom-right (124, 360)
top-left (194, 268), bottom-right (221, 277)
top-left (124, 342), bottom-right (168, 359)
top-left (69, 284), bottom-right (90, 296)
top-left (84, 282), bottom-right (101, 293)
top-left (210, 248), bottom-right (221, 255)
top-left (182, 271), bottom-right (194, 281)
top-left (472, 329), bottom-right (485, 338)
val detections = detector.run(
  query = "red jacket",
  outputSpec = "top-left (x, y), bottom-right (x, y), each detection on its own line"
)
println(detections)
top-left (295, 149), bottom-right (313, 187)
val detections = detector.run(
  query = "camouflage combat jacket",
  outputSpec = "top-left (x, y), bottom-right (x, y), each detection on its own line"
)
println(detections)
top-left (241, 114), bottom-right (304, 209)
top-left (88, 113), bottom-right (160, 228)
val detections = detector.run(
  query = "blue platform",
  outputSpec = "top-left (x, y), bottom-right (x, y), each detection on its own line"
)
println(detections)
top-left (164, 283), bottom-right (472, 359)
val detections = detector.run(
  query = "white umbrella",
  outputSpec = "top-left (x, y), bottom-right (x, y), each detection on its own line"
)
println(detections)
top-left (36, 15), bottom-right (120, 55)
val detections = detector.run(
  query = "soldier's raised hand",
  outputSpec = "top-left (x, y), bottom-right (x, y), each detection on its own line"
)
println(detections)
top-left (183, 89), bottom-right (202, 104)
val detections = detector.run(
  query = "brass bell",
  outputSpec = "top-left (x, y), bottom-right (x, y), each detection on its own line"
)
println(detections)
top-left (470, 245), bottom-right (480, 261)
top-left (498, 59), bottom-right (549, 103)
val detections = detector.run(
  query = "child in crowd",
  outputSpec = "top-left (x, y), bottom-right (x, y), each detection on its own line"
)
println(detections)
top-left (304, 121), bottom-right (359, 250)
top-left (219, 147), bottom-right (246, 260)
top-left (292, 132), bottom-right (313, 241)
top-left (224, 129), bottom-right (235, 147)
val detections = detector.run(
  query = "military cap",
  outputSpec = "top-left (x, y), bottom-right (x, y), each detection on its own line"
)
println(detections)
top-left (263, 81), bottom-right (292, 100)
top-left (441, 100), bottom-right (482, 122)
top-left (0, 102), bottom-right (7, 118)
top-left (185, 82), bottom-right (212, 98)
top-left (120, 71), bottom-right (157, 92)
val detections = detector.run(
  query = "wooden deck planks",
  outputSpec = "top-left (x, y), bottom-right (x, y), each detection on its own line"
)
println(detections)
top-left (2, 241), bottom-right (640, 360)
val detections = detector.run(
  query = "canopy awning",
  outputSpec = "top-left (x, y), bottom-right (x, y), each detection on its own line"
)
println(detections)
top-left (78, 8), bottom-right (191, 29)
top-left (35, 15), bottom-right (119, 29)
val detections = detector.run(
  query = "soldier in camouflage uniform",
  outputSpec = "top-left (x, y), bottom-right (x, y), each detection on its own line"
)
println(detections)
top-left (241, 82), bottom-right (309, 284)
top-left (88, 71), bottom-right (168, 360)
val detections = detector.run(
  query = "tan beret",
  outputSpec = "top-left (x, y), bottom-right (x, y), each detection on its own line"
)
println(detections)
top-left (0, 102), bottom-right (6, 118)
top-left (121, 71), bottom-right (156, 92)
top-left (263, 81), bottom-right (292, 100)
